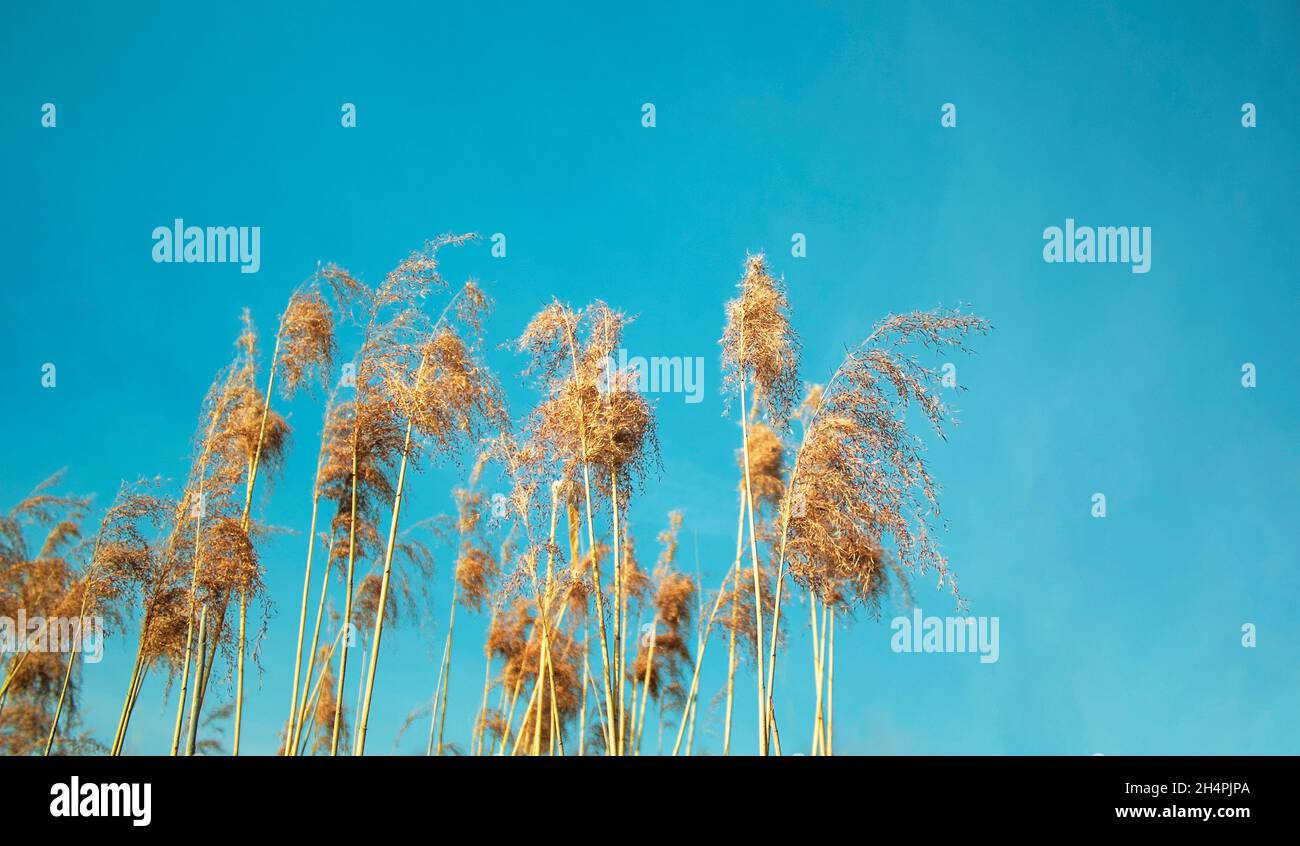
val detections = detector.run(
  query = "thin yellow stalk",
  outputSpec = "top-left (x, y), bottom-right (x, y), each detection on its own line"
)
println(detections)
top-left (354, 413), bottom-right (415, 756)
top-left (498, 674), bottom-right (524, 755)
top-left (484, 676), bottom-right (507, 756)
top-left (426, 623), bottom-right (449, 756)
top-left (826, 601), bottom-right (835, 756)
top-left (529, 488), bottom-right (561, 756)
top-left (170, 487), bottom-right (208, 756)
top-left (671, 566), bottom-right (733, 755)
top-left (610, 471), bottom-right (626, 755)
top-left (232, 330), bottom-right (282, 755)
top-left (511, 682), bottom-right (543, 756)
top-left (184, 606), bottom-right (208, 756)
top-left (546, 641), bottom-right (565, 756)
top-left (622, 608), bottom-right (634, 754)
top-left (762, 561), bottom-right (787, 752)
top-left (286, 485), bottom-right (323, 755)
top-left (352, 639), bottom-right (370, 751)
top-left (565, 328), bottom-right (616, 756)
top-left (517, 664), bottom-right (544, 756)
top-left (580, 473), bottom-right (614, 755)
top-left (435, 590), bottom-right (457, 756)
top-left (736, 373), bottom-right (768, 755)
top-left (577, 616), bottom-right (589, 756)
top-left (127, 671), bottom-right (151, 754)
top-left (291, 531), bottom-right (335, 754)
top-left (43, 621), bottom-right (81, 756)
top-left (634, 615), bottom-right (657, 755)
top-left (471, 667), bottom-right (490, 756)
top-left (472, 607), bottom-right (496, 756)
top-left (686, 554), bottom-right (703, 756)
top-left (548, 654), bottom-right (563, 756)
top-left (0, 652), bottom-right (32, 702)
top-left (107, 655), bottom-right (136, 756)
top-left (44, 534), bottom-right (104, 755)
top-left (685, 696), bottom-right (697, 756)
top-left (110, 638), bottom-right (147, 755)
top-left (297, 623), bottom-right (346, 756)
top-left (723, 561), bottom-right (739, 756)
top-left (583, 654), bottom-right (605, 752)
top-left (806, 595), bottom-right (826, 753)
top-left (330, 417), bottom-right (361, 756)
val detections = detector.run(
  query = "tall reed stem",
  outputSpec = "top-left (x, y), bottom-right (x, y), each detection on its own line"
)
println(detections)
top-left (110, 627), bottom-right (149, 755)
top-left (354, 413), bottom-right (415, 755)
top-left (44, 534), bottom-right (104, 755)
top-left (498, 675), bottom-right (524, 755)
top-left (330, 419), bottom-right (361, 755)
top-left (810, 591), bottom-right (825, 755)
top-left (426, 623), bottom-right (449, 755)
top-left (286, 484), bottom-right (323, 754)
top-left (170, 490), bottom-right (205, 756)
top-left (184, 606), bottom-right (208, 756)
top-left (291, 532), bottom-right (335, 754)
top-left (297, 623), bottom-right (346, 755)
top-left (565, 329), bottom-right (616, 755)
top-left (610, 471), bottom-right (626, 755)
top-left (671, 567), bottom-right (732, 755)
top-left (0, 652), bottom-right (31, 702)
top-left (736, 375), bottom-right (768, 755)
top-left (472, 607), bottom-right (496, 756)
top-left (633, 615), bottom-right (657, 754)
top-left (43, 620), bottom-right (82, 757)
top-left (723, 559), bottom-right (739, 756)
top-left (826, 601), bottom-right (835, 755)
top-left (233, 331), bottom-right (281, 755)
top-left (435, 586), bottom-right (457, 756)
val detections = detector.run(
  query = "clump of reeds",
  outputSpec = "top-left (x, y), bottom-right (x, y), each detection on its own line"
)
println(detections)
top-left (513, 300), bottom-right (660, 755)
top-left (0, 473), bottom-right (102, 755)
top-left (3, 236), bottom-right (989, 759)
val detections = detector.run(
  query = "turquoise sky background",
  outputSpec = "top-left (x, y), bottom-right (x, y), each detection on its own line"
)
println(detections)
top-left (2, 1), bottom-right (1297, 754)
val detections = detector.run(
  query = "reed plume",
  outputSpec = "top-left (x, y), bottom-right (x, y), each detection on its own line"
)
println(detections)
top-left (0, 473), bottom-right (106, 755)
top-left (222, 277), bottom-right (339, 753)
top-left (353, 235), bottom-right (508, 754)
top-left (719, 253), bottom-right (801, 754)
top-left (774, 309), bottom-right (990, 752)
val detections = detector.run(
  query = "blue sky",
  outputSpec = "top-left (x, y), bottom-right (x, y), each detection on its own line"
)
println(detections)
top-left (2, 0), bottom-right (1297, 754)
